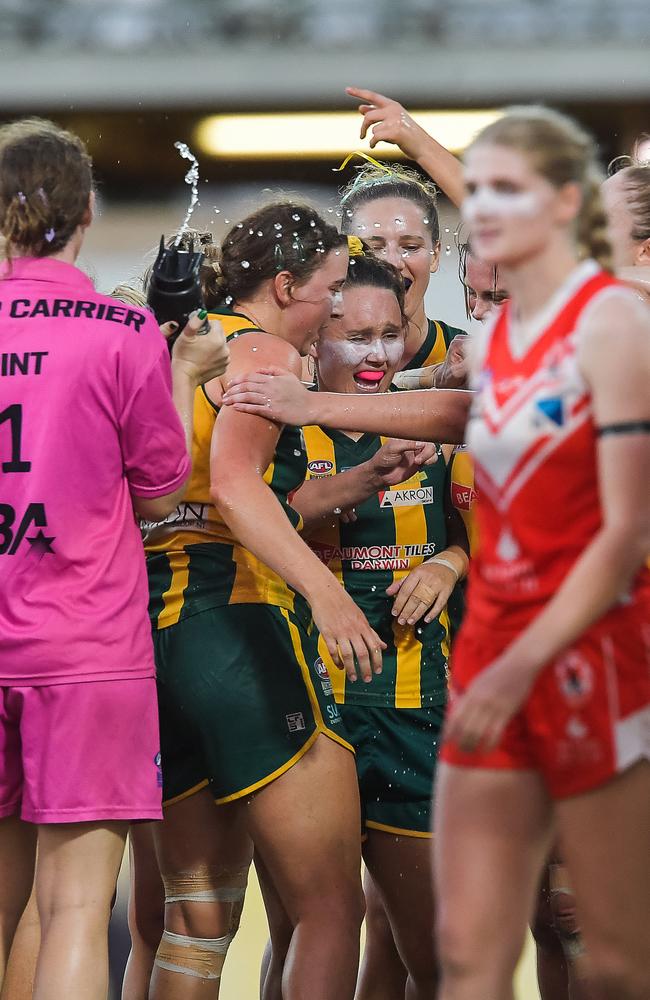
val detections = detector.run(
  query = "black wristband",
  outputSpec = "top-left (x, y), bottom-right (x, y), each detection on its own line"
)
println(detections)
top-left (596, 420), bottom-right (650, 437)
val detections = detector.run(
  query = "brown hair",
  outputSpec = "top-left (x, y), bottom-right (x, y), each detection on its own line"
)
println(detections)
top-left (0, 117), bottom-right (93, 258)
top-left (345, 246), bottom-right (406, 322)
top-left (618, 165), bottom-right (650, 245)
top-left (470, 106), bottom-right (613, 271)
top-left (339, 163), bottom-right (440, 244)
top-left (215, 201), bottom-right (346, 305)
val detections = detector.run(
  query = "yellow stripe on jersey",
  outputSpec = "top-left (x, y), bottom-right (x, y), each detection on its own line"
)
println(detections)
top-left (302, 425), bottom-right (343, 581)
top-left (450, 449), bottom-right (479, 555)
top-left (157, 551), bottom-right (191, 628)
top-left (421, 321), bottom-right (447, 367)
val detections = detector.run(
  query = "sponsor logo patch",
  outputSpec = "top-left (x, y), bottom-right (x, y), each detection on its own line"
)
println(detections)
top-left (314, 657), bottom-right (333, 696)
top-left (378, 486), bottom-right (434, 508)
top-left (286, 712), bottom-right (306, 733)
top-left (308, 459), bottom-right (334, 477)
top-left (451, 481), bottom-right (477, 511)
top-left (555, 652), bottom-right (593, 706)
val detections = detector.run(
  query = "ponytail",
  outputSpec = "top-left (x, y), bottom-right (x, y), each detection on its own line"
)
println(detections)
top-left (577, 172), bottom-right (614, 272)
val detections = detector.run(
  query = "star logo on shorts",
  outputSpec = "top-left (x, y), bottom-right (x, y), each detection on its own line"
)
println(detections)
top-left (26, 530), bottom-right (56, 558)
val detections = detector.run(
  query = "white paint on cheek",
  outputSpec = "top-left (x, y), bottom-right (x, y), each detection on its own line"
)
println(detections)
top-left (383, 340), bottom-right (404, 368)
top-left (462, 187), bottom-right (542, 225)
top-left (324, 339), bottom-right (373, 368)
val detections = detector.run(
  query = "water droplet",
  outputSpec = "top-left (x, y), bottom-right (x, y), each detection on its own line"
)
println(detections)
top-left (333, 507), bottom-right (342, 514)
top-left (445, 245), bottom-right (452, 255)
top-left (224, 218), bottom-right (231, 225)
top-left (172, 141), bottom-right (200, 245)
top-left (370, 585), bottom-right (377, 592)
top-left (444, 227), bottom-right (450, 233)
top-left (310, 219), bottom-right (317, 227)
top-left (249, 228), bottom-right (255, 235)
top-left (423, 217), bottom-right (429, 224)
top-left (346, 209), bottom-right (353, 217)
top-left (274, 222), bottom-right (282, 231)
top-left (214, 208), bottom-right (221, 215)
top-left (292, 213), bottom-right (301, 221)
top-left (225, 295), bottom-right (233, 305)
top-left (241, 260), bottom-right (250, 268)
top-left (293, 449), bottom-right (302, 457)
top-left (257, 230), bottom-right (264, 237)
top-left (374, 222), bottom-right (381, 228)
top-left (236, 222), bottom-right (244, 229)
top-left (327, 208), bottom-right (334, 214)
top-left (251, 346), bottom-right (258, 352)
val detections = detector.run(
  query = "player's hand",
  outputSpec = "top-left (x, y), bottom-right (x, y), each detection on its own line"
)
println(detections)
top-left (171, 311), bottom-right (230, 385)
top-left (346, 86), bottom-right (431, 161)
top-left (309, 582), bottom-right (385, 684)
top-left (443, 655), bottom-right (535, 753)
top-left (433, 335), bottom-right (471, 389)
top-left (369, 438), bottom-right (439, 488)
top-left (386, 560), bottom-right (456, 626)
top-left (222, 367), bottom-right (316, 425)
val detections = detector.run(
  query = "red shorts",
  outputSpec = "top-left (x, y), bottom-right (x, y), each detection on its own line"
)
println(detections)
top-left (441, 601), bottom-right (650, 799)
top-left (0, 677), bottom-right (162, 824)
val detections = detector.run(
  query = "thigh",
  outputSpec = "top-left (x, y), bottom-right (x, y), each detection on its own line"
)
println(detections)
top-left (0, 689), bottom-right (22, 819)
top-left (434, 763), bottom-right (553, 965)
top-left (364, 829), bottom-right (434, 974)
top-left (127, 822), bottom-right (165, 945)
top-left (35, 822), bottom-right (128, 917)
top-left (554, 760), bottom-right (650, 965)
top-left (245, 734), bottom-right (362, 922)
top-left (153, 787), bottom-right (253, 939)
top-left (20, 678), bottom-right (161, 824)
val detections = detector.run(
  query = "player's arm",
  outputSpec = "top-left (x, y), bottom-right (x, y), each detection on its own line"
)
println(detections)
top-left (346, 87), bottom-right (465, 208)
top-left (210, 336), bottom-right (385, 682)
top-left (222, 368), bottom-right (471, 444)
top-left (445, 292), bottom-right (650, 752)
top-left (293, 439), bottom-right (439, 535)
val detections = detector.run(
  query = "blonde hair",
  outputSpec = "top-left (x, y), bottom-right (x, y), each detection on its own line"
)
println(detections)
top-left (469, 106), bottom-right (613, 271)
top-left (111, 284), bottom-right (149, 310)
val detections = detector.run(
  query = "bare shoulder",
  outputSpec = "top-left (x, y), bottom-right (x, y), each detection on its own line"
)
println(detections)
top-left (578, 285), bottom-right (650, 355)
top-left (227, 331), bottom-right (301, 374)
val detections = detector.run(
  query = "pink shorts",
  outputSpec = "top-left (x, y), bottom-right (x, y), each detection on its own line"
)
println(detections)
top-left (0, 677), bottom-right (162, 823)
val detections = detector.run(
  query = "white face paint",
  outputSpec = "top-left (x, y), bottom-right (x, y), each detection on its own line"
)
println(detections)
top-left (462, 186), bottom-right (542, 226)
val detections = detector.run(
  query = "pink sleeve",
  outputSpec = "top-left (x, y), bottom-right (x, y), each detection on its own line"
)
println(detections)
top-left (119, 339), bottom-right (190, 498)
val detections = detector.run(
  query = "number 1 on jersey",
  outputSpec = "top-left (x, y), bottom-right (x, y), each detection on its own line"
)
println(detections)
top-left (0, 404), bottom-right (31, 472)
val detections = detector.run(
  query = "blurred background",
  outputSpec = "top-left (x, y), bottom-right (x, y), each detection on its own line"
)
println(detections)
top-left (1, 1), bottom-right (647, 996)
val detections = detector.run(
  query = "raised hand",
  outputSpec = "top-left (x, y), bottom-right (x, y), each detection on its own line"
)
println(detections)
top-left (346, 86), bottom-right (432, 161)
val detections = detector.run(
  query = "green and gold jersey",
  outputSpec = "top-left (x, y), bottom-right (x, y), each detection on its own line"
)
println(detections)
top-left (303, 409), bottom-right (450, 709)
top-left (402, 318), bottom-right (466, 371)
top-left (145, 309), bottom-right (308, 630)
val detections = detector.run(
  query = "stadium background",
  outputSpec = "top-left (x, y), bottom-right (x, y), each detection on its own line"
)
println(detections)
top-left (1, 1), bottom-right (648, 996)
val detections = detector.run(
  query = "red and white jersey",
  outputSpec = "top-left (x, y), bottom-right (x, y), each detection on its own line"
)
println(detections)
top-left (465, 260), bottom-right (649, 633)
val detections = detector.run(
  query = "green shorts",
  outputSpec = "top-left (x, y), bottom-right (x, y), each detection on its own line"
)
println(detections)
top-left (340, 702), bottom-right (446, 838)
top-left (154, 604), bottom-right (352, 805)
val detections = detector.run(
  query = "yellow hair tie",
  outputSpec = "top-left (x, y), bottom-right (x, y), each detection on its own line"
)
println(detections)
top-left (347, 235), bottom-right (365, 257)
top-left (334, 150), bottom-right (394, 174)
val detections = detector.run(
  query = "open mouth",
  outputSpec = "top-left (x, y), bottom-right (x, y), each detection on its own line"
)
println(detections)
top-left (353, 370), bottom-right (386, 392)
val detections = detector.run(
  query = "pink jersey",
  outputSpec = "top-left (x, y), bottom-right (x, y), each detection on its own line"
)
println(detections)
top-left (465, 260), bottom-right (650, 634)
top-left (0, 257), bottom-right (190, 684)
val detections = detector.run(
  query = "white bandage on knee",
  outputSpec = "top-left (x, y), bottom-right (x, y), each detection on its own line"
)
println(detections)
top-left (162, 866), bottom-right (248, 905)
top-left (154, 929), bottom-right (232, 980)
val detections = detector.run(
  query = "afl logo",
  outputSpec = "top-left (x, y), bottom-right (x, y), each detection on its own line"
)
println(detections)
top-left (314, 657), bottom-right (328, 679)
top-left (555, 652), bottom-right (593, 706)
top-left (308, 460), bottom-right (334, 477)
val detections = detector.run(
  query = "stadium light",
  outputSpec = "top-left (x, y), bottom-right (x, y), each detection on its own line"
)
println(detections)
top-left (194, 109), bottom-right (504, 160)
